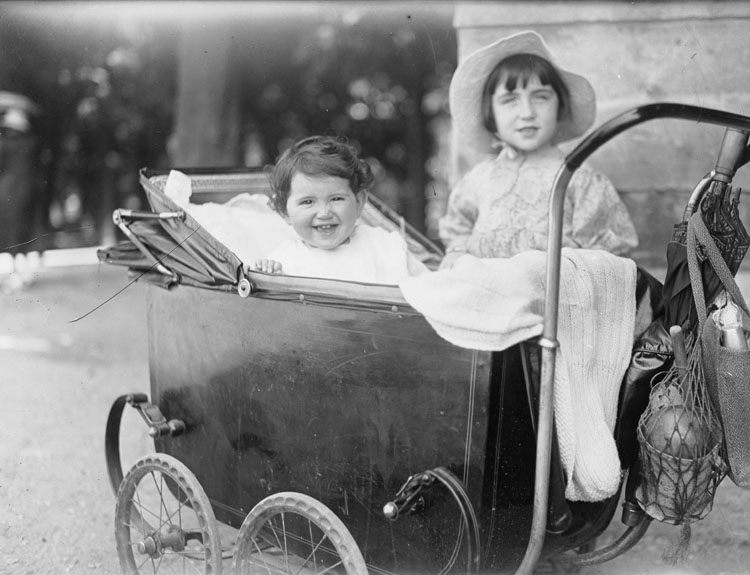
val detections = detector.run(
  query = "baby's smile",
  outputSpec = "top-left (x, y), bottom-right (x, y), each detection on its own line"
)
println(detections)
top-left (313, 223), bottom-right (340, 235)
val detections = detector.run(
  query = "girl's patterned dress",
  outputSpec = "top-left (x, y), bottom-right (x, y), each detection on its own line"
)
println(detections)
top-left (439, 145), bottom-right (638, 257)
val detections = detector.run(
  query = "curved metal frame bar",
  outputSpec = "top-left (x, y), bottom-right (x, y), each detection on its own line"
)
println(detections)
top-left (105, 392), bottom-right (185, 496)
top-left (516, 103), bottom-right (750, 575)
top-left (554, 514), bottom-right (652, 567)
top-left (429, 467), bottom-right (481, 574)
top-left (105, 393), bottom-right (147, 495)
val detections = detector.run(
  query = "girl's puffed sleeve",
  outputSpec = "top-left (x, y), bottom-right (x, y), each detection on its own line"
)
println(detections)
top-left (568, 166), bottom-right (639, 256)
top-left (438, 173), bottom-right (479, 250)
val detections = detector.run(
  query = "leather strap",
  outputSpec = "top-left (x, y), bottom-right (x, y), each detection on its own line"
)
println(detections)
top-left (686, 211), bottom-right (750, 331)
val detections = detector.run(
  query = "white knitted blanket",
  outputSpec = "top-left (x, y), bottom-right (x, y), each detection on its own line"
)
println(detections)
top-left (398, 249), bottom-right (636, 501)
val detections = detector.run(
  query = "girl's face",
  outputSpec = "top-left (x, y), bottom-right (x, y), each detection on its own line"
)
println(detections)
top-left (284, 172), bottom-right (366, 250)
top-left (491, 73), bottom-right (559, 153)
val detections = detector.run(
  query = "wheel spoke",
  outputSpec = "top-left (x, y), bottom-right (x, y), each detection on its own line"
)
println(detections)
top-left (255, 526), bottom-right (280, 551)
top-left (158, 473), bottom-right (180, 533)
top-left (314, 560), bottom-right (345, 575)
top-left (129, 481), bottom-right (193, 534)
top-left (281, 512), bottom-right (290, 573)
top-left (134, 485), bottom-right (149, 534)
top-left (150, 471), bottom-right (166, 525)
top-left (134, 552), bottom-right (151, 573)
top-left (252, 536), bottom-right (276, 574)
top-left (295, 525), bottom-right (328, 575)
top-left (297, 519), bottom-right (319, 575)
top-left (127, 499), bottom-right (160, 529)
top-left (268, 518), bottom-right (285, 555)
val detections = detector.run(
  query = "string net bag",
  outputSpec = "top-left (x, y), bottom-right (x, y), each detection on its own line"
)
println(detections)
top-left (636, 326), bottom-right (727, 563)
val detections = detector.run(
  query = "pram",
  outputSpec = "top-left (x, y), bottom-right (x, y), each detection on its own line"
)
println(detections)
top-left (102, 103), bottom-right (750, 574)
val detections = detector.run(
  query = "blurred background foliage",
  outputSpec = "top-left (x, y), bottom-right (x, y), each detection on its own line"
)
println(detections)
top-left (0, 2), bottom-right (456, 252)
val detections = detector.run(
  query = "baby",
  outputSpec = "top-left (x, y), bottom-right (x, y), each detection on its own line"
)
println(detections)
top-left (252, 135), bottom-right (427, 284)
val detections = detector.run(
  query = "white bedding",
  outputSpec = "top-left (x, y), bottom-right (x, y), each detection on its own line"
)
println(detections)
top-left (164, 169), bottom-right (296, 264)
top-left (399, 249), bottom-right (637, 501)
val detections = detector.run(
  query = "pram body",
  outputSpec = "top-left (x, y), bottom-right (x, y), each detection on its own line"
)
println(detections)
top-left (102, 103), bottom-right (750, 575)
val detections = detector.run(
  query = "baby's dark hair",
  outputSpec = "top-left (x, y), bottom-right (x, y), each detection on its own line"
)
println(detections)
top-left (481, 53), bottom-right (571, 136)
top-left (267, 135), bottom-right (374, 216)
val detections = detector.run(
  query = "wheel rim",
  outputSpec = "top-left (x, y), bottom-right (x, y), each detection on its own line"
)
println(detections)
top-left (233, 492), bottom-right (367, 575)
top-left (115, 454), bottom-right (222, 575)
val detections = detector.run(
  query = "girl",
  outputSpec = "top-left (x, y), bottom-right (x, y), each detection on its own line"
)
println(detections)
top-left (253, 135), bottom-right (427, 283)
top-left (439, 31), bottom-right (638, 269)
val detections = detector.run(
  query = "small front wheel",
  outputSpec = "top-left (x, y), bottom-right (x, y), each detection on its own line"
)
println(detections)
top-left (233, 491), bottom-right (367, 575)
top-left (114, 454), bottom-right (222, 574)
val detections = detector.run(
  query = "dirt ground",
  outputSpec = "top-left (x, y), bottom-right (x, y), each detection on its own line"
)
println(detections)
top-left (2, 263), bottom-right (750, 575)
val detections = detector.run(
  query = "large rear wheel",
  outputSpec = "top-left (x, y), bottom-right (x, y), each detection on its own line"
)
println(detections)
top-left (232, 492), bottom-right (367, 575)
top-left (115, 454), bottom-right (222, 574)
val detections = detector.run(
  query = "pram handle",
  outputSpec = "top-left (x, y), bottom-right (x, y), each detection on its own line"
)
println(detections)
top-left (714, 128), bottom-right (750, 181)
top-left (517, 103), bottom-right (750, 575)
top-left (548, 104), bottom-right (750, 342)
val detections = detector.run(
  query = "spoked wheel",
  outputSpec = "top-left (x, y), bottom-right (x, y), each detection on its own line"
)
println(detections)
top-left (115, 454), bottom-right (222, 574)
top-left (233, 492), bottom-right (367, 575)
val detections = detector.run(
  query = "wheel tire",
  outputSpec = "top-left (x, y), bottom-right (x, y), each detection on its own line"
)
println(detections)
top-left (114, 453), bottom-right (222, 574)
top-left (233, 491), bottom-right (367, 575)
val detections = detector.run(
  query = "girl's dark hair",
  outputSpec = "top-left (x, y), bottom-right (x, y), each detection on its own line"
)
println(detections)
top-left (266, 135), bottom-right (374, 215)
top-left (481, 53), bottom-right (571, 136)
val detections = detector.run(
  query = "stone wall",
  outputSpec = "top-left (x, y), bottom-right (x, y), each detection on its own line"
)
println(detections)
top-left (452, 1), bottom-right (750, 266)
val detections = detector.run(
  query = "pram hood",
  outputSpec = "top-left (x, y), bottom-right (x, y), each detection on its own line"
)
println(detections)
top-left (99, 167), bottom-right (443, 292)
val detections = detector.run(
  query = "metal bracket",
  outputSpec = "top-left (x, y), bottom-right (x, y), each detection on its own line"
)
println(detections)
top-left (112, 208), bottom-right (185, 281)
top-left (127, 394), bottom-right (185, 438)
top-left (382, 472), bottom-right (434, 520)
top-left (383, 467), bottom-right (480, 574)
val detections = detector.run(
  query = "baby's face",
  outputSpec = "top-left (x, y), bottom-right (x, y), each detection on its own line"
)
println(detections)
top-left (284, 173), bottom-right (366, 250)
top-left (492, 73), bottom-right (559, 153)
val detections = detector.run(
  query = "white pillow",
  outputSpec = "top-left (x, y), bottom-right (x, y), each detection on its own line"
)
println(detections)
top-left (184, 194), bottom-right (296, 264)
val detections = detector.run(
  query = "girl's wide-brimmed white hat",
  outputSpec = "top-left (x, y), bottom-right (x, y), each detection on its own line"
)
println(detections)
top-left (449, 30), bottom-right (596, 152)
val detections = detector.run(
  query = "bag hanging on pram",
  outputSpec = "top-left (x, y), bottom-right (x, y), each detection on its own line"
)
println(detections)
top-left (688, 211), bottom-right (750, 487)
top-left (636, 321), bottom-right (725, 526)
